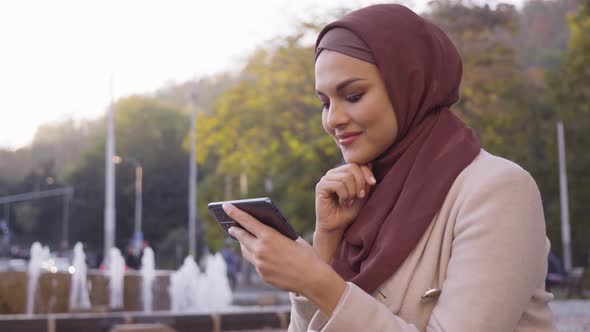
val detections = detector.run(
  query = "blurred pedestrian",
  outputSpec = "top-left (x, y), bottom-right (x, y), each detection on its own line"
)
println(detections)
top-left (220, 240), bottom-right (238, 290)
top-left (546, 250), bottom-right (566, 291)
top-left (125, 242), bottom-right (141, 270)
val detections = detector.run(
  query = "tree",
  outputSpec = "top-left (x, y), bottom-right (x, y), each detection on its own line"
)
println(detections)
top-left (195, 32), bottom-right (342, 246)
top-left (67, 96), bottom-right (191, 267)
top-left (428, 3), bottom-right (543, 177)
top-left (517, 0), bottom-right (579, 72)
top-left (428, 1), bottom-right (574, 258)
top-left (546, 0), bottom-right (590, 265)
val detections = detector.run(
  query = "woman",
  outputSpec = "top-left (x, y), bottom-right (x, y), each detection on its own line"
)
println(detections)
top-left (222, 4), bottom-right (557, 331)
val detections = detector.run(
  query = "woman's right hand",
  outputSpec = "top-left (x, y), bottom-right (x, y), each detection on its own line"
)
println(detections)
top-left (315, 163), bottom-right (376, 234)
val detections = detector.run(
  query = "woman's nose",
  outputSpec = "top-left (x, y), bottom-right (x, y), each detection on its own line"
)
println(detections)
top-left (326, 102), bottom-right (349, 129)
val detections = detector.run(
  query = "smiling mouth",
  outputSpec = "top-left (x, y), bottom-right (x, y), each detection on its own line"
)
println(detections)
top-left (336, 132), bottom-right (362, 146)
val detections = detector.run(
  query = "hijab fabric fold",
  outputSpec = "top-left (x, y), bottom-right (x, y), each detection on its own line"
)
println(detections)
top-left (316, 27), bottom-right (376, 64)
top-left (315, 4), bottom-right (481, 295)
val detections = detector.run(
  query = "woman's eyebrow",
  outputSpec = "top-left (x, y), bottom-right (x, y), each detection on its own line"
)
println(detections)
top-left (316, 77), bottom-right (367, 96)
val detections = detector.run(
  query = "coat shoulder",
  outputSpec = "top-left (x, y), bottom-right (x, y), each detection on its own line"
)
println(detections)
top-left (455, 149), bottom-right (539, 195)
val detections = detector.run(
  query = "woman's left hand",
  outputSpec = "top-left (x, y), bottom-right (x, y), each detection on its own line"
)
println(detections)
top-left (222, 203), bottom-right (346, 315)
top-left (222, 203), bottom-right (320, 293)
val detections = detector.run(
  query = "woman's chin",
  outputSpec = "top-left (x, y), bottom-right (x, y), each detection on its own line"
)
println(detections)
top-left (342, 151), bottom-right (373, 165)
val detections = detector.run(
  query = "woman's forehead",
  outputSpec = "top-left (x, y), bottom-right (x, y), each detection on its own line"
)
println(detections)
top-left (315, 51), bottom-right (377, 90)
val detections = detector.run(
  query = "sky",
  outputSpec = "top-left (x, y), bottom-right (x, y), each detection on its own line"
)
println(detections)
top-left (0, 0), bottom-right (524, 150)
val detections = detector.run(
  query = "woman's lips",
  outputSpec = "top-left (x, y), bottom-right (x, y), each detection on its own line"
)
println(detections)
top-left (336, 131), bottom-right (362, 145)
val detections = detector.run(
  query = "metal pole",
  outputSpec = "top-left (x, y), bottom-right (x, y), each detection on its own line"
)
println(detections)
top-left (188, 96), bottom-right (197, 257)
top-left (0, 187), bottom-right (75, 204)
top-left (104, 77), bottom-right (117, 265)
top-left (557, 121), bottom-right (572, 271)
top-left (62, 189), bottom-right (72, 247)
top-left (4, 204), bottom-right (9, 247)
top-left (3, 204), bottom-right (9, 225)
top-left (134, 165), bottom-right (143, 239)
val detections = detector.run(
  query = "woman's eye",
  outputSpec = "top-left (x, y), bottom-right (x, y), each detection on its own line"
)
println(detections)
top-left (321, 102), bottom-right (330, 110)
top-left (346, 93), bottom-right (364, 103)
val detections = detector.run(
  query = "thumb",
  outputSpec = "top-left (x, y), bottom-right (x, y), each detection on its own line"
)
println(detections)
top-left (296, 237), bottom-right (312, 248)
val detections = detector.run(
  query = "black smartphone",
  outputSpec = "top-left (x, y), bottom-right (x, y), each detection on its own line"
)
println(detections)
top-left (207, 197), bottom-right (298, 241)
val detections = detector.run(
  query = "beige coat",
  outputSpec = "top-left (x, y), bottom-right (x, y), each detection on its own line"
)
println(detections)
top-left (289, 150), bottom-right (557, 331)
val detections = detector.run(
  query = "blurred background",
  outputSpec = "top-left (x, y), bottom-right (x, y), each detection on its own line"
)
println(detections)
top-left (0, 0), bottom-right (587, 290)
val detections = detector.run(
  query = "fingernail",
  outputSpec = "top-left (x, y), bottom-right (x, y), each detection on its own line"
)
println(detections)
top-left (360, 189), bottom-right (365, 198)
top-left (370, 176), bottom-right (376, 184)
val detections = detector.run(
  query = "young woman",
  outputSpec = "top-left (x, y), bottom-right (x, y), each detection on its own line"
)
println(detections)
top-left (222, 4), bottom-right (557, 331)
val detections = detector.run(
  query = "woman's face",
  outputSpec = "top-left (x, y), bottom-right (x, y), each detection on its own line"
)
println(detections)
top-left (315, 50), bottom-right (398, 165)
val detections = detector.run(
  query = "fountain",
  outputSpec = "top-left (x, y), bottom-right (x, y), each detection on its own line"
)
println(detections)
top-left (108, 247), bottom-right (125, 309)
top-left (23, 243), bottom-right (235, 314)
top-left (26, 242), bottom-right (50, 315)
top-left (140, 246), bottom-right (155, 312)
top-left (68, 242), bottom-right (91, 311)
top-left (168, 255), bottom-right (204, 311)
top-left (167, 253), bottom-right (232, 312)
top-left (202, 253), bottom-right (232, 310)
top-left (5, 242), bottom-right (291, 331)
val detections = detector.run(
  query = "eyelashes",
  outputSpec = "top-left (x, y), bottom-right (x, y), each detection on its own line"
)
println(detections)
top-left (321, 93), bottom-right (365, 111)
top-left (345, 93), bottom-right (364, 103)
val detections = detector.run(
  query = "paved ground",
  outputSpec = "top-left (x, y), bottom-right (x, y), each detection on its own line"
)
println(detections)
top-left (550, 300), bottom-right (590, 332)
top-left (226, 300), bottom-right (590, 332)
top-left (235, 279), bottom-right (590, 331)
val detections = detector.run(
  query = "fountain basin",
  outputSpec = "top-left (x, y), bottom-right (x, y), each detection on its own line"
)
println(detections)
top-left (0, 305), bottom-right (291, 331)
top-left (0, 270), bottom-right (173, 314)
top-left (0, 270), bottom-right (290, 315)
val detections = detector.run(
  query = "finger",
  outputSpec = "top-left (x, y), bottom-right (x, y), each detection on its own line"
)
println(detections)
top-left (347, 164), bottom-right (369, 198)
top-left (318, 179), bottom-right (353, 206)
top-left (296, 237), bottom-right (311, 248)
top-left (360, 164), bottom-right (377, 185)
top-left (238, 242), bottom-right (255, 265)
top-left (223, 203), bottom-right (272, 237)
top-left (228, 226), bottom-right (257, 250)
top-left (328, 164), bottom-right (368, 199)
top-left (327, 172), bottom-right (358, 204)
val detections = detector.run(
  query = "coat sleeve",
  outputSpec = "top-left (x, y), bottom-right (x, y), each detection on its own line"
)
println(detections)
top-left (288, 292), bottom-right (320, 332)
top-left (289, 165), bottom-right (553, 331)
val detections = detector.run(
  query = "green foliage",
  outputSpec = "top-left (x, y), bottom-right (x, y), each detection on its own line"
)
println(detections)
top-left (13, 203), bottom-right (37, 235)
top-left (429, 1), bottom-right (590, 264)
top-left (546, 1), bottom-right (590, 264)
top-left (428, 2), bottom-right (549, 182)
top-left (195, 33), bottom-right (341, 237)
top-left (517, 0), bottom-right (579, 70)
top-left (155, 226), bottom-right (189, 269)
top-left (66, 96), bottom-right (192, 263)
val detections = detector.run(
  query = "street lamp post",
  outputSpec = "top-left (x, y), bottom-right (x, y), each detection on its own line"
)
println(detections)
top-left (189, 89), bottom-right (198, 258)
top-left (556, 121), bottom-right (572, 271)
top-left (113, 155), bottom-right (143, 254)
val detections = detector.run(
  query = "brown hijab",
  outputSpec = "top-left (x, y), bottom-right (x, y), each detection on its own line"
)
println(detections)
top-left (315, 4), bottom-right (481, 294)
